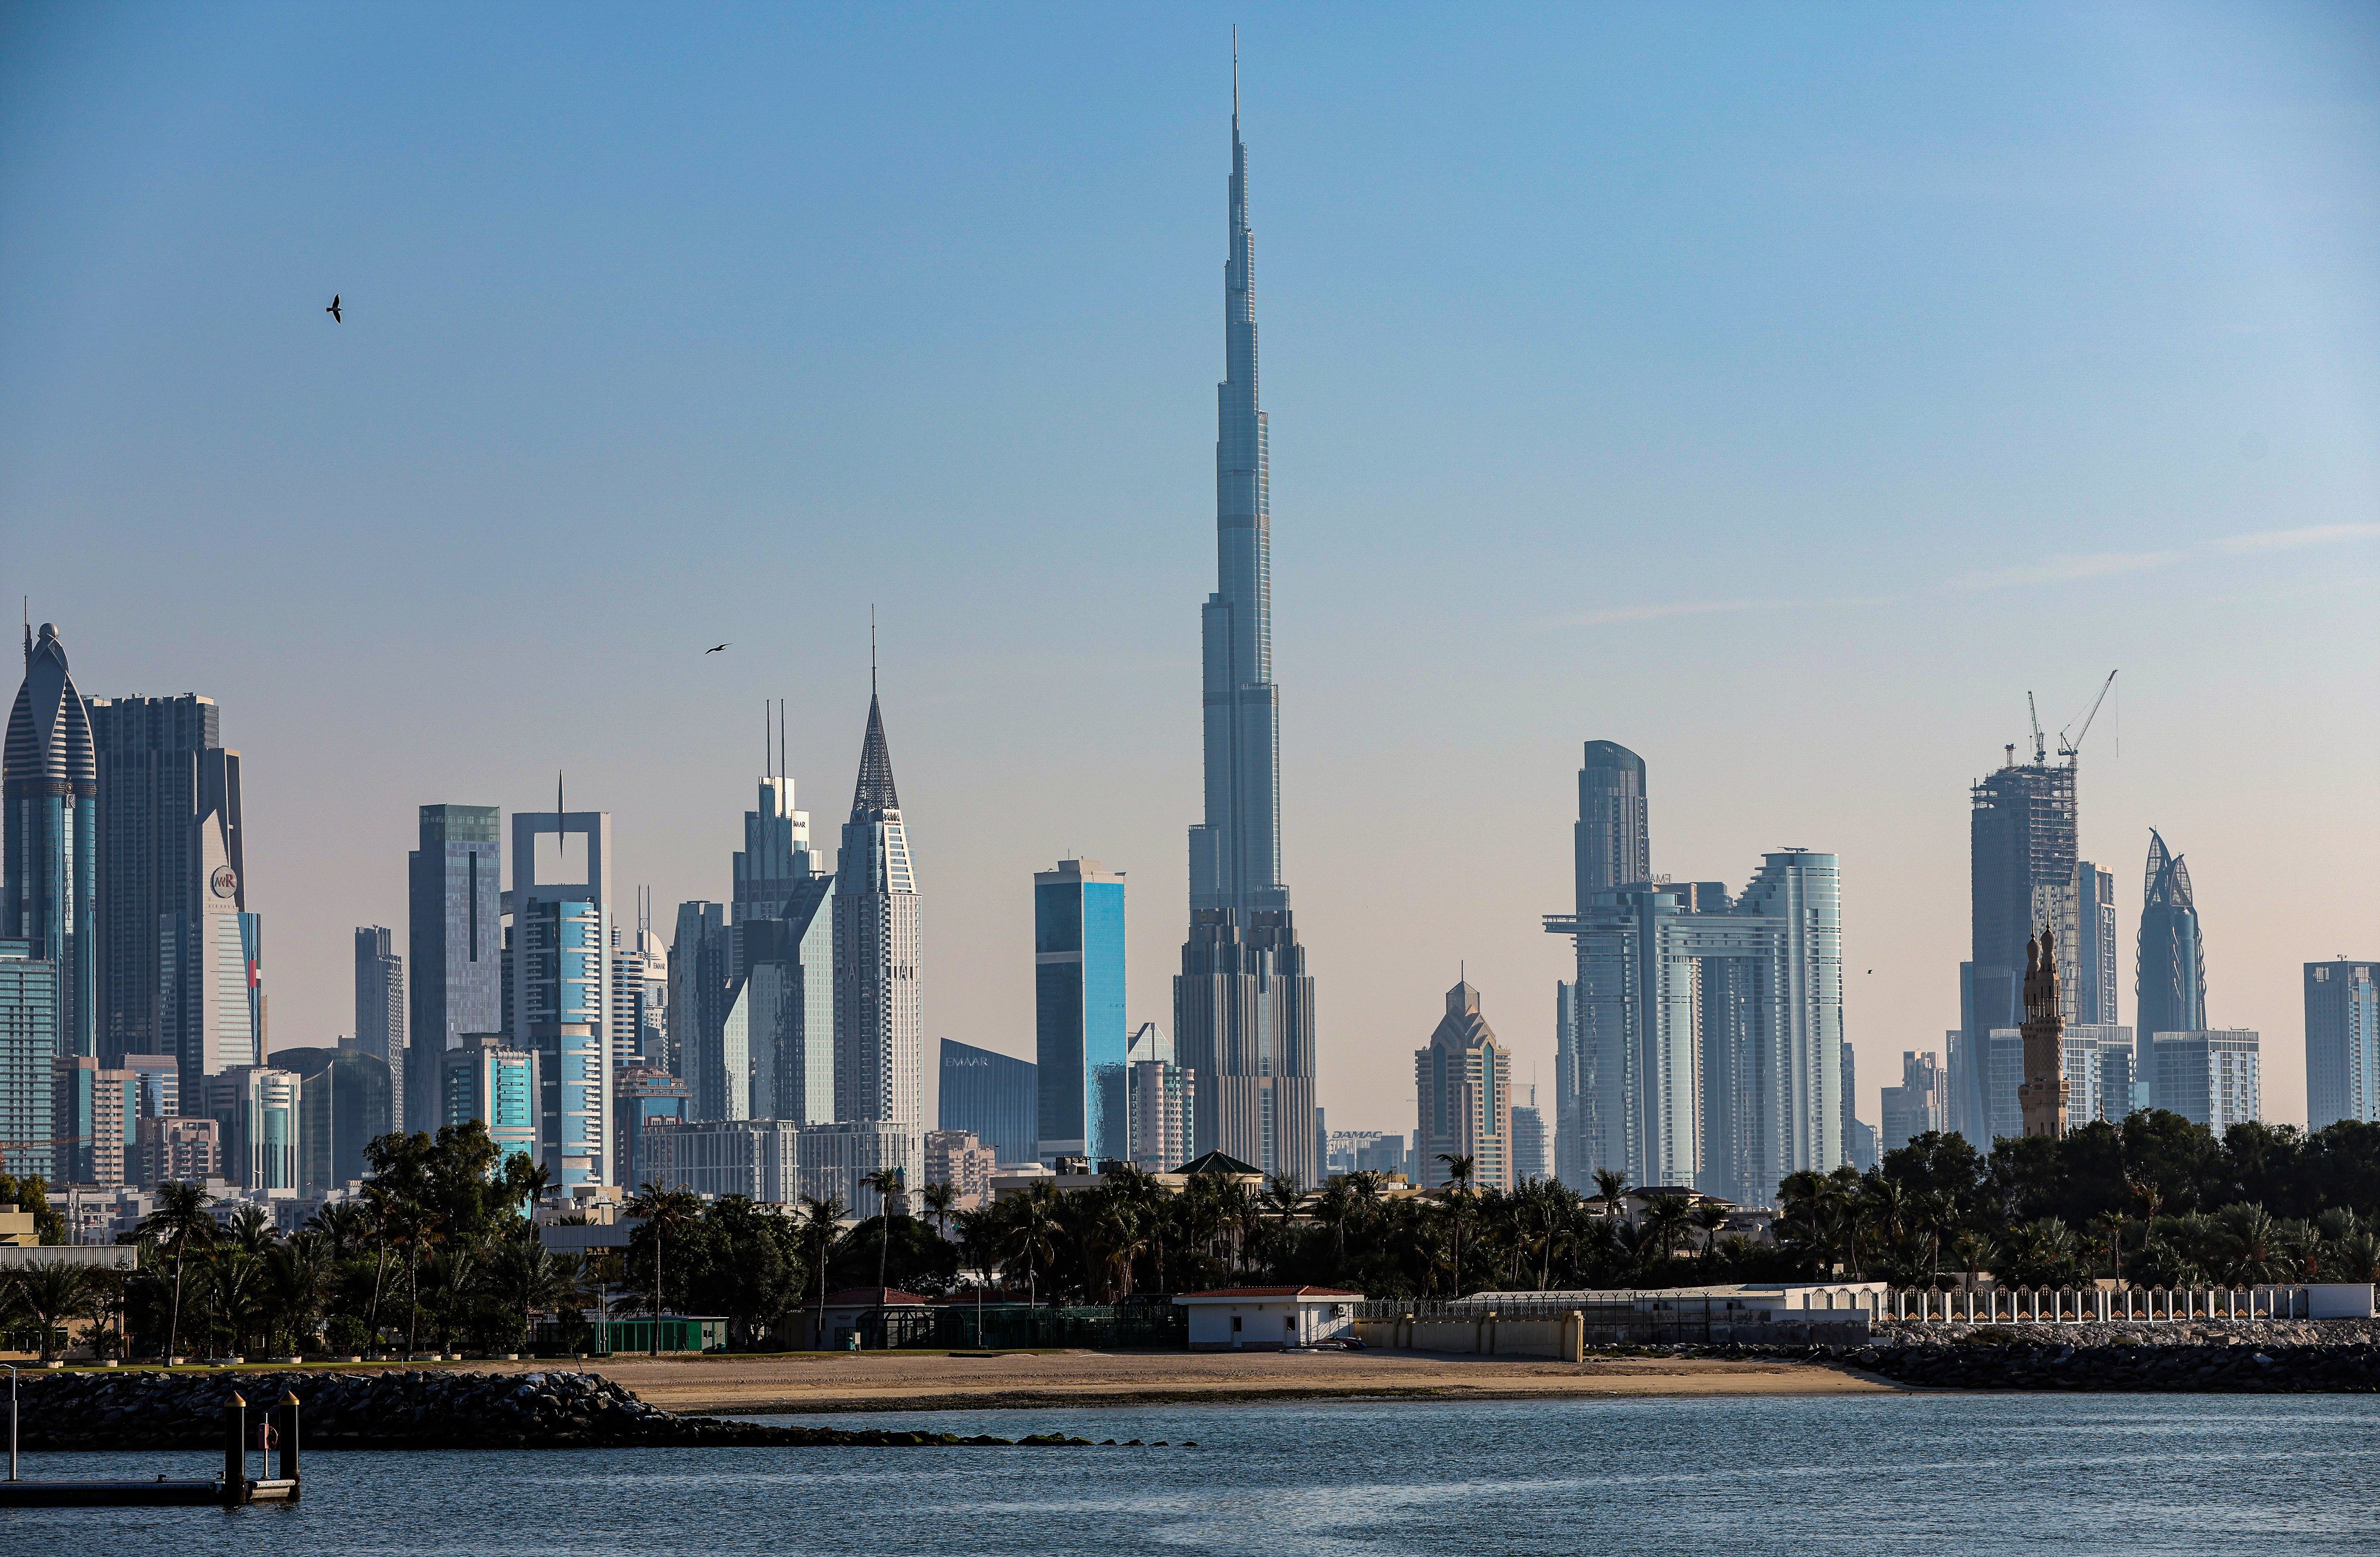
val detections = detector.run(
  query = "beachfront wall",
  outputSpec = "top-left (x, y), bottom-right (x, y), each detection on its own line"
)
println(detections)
top-left (1352, 1295), bottom-right (1875, 1350)
top-left (1877, 1283), bottom-right (2376, 1324)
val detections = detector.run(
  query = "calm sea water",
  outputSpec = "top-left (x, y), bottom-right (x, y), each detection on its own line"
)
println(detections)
top-left (5, 1394), bottom-right (2378, 1555)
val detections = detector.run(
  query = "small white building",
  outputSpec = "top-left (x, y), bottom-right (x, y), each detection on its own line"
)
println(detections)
top-left (1175, 1286), bottom-right (1364, 1350)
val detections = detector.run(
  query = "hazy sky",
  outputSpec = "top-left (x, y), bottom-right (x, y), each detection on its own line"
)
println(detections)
top-left (4, 4), bottom-right (2375, 1136)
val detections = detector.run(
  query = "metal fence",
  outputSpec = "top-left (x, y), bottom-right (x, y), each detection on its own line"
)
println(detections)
top-left (1877, 1286), bottom-right (2312, 1324)
top-left (859, 1303), bottom-right (1189, 1352)
top-left (1350, 1294), bottom-right (1806, 1345)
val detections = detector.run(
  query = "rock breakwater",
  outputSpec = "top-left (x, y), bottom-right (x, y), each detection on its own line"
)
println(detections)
top-left (1852, 1338), bottom-right (2380, 1392)
top-left (13, 1370), bottom-right (1132, 1451)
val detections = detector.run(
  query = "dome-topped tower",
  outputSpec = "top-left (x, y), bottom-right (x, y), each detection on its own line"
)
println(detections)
top-left (3, 621), bottom-right (101, 1116)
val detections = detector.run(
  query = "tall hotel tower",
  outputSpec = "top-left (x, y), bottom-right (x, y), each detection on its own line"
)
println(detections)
top-left (832, 682), bottom-right (922, 1128)
top-left (1175, 51), bottom-right (1319, 1187)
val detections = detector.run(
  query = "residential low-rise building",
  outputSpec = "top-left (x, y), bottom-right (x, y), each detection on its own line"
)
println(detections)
top-left (1176, 1286), bottom-right (1363, 1350)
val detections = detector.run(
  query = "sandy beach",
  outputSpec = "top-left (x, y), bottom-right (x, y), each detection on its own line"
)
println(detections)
top-left (470, 1349), bottom-right (1891, 1415)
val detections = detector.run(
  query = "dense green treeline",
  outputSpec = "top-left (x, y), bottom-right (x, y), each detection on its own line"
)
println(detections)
top-left (5, 1110), bottom-right (2377, 1359)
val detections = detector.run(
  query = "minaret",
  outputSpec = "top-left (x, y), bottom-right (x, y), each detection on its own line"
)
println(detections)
top-left (2017, 928), bottom-right (2069, 1137)
top-left (1176, 39), bottom-right (1319, 1187)
top-left (832, 673), bottom-right (921, 1127)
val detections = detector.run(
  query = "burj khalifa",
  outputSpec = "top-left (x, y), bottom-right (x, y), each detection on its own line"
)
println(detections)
top-left (1175, 45), bottom-right (1319, 1187)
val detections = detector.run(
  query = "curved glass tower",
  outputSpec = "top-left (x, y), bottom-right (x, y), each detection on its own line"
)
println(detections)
top-left (2137, 828), bottom-right (2206, 1040)
top-left (3, 621), bottom-right (99, 1062)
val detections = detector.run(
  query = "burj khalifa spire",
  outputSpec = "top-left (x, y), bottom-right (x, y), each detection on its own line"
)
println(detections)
top-left (1177, 36), bottom-right (1318, 1187)
top-left (1191, 34), bottom-right (1285, 917)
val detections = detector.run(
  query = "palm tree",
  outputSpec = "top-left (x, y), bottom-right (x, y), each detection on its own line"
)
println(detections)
top-left (1640, 1193), bottom-right (1693, 1264)
top-left (8, 1260), bottom-right (92, 1363)
top-left (262, 1233), bottom-right (330, 1356)
top-left (139, 1179), bottom-right (215, 1362)
top-left (1004, 1181), bottom-right (1061, 1308)
top-left (918, 1181), bottom-right (957, 1244)
top-left (624, 1183), bottom-right (702, 1355)
top-left (2216, 1203), bottom-right (2289, 1286)
top-left (859, 1168), bottom-right (907, 1295)
top-left (797, 1193), bottom-right (847, 1348)
top-left (480, 1233), bottom-right (589, 1350)
top-left (1689, 1203), bottom-right (1729, 1262)
top-left (1437, 1154), bottom-right (1475, 1295)
top-left (1591, 1167), bottom-right (1630, 1230)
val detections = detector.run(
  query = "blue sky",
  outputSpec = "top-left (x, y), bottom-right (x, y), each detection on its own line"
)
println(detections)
top-left (4, 3), bottom-right (2375, 1130)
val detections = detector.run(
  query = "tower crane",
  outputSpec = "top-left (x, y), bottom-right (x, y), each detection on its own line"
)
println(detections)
top-left (2027, 692), bottom-right (2047, 765)
top-left (2058, 670), bottom-right (2118, 764)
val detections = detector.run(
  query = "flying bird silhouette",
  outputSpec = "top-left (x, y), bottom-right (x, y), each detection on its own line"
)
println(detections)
top-left (325, 295), bottom-right (342, 323)
top-left (706, 643), bottom-right (729, 654)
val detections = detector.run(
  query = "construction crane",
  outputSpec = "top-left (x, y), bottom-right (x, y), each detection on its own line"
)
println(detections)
top-left (2027, 692), bottom-right (2047, 765)
top-left (2059, 670), bottom-right (2118, 764)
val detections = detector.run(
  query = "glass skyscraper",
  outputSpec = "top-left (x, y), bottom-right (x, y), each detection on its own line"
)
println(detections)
top-left (1176, 54), bottom-right (1319, 1188)
top-left (2305, 960), bottom-right (2379, 1130)
top-left (86, 692), bottom-right (223, 1067)
top-left (1034, 859), bottom-right (1127, 1164)
top-left (511, 809), bottom-right (613, 1187)
top-left (938, 1037), bottom-right (1036, 1167)
top-left (4, 622), bottom-right (98, 1070)
top-left (832, 686), bottom-right (922, 1128)
top-left (408, 805), bottom-right (502, 1133)
top-left (2137, 828), bottom-right (2207, 1042)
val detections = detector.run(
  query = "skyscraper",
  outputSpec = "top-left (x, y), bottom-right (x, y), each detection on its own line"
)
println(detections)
top-left (1953, 751), bottom-right (2077, 1140)
top-left (1174, 54), bottom-right (1319, 1187)
top-left (273, 1045), bottom-right (393, 1193)
top-left (732, 764), bottom-right (815, 926)
top-left (511, 808), bottom-right (614, 1188)
top-left (2074, 861), bottom-right (2119, 1026)
top-left (4, 623), bottom-right (98, 1066)
top-left (832, 686), bottom-right (921, 1128)
top-left (937, 1037), bottom-right (1036, 1167)
top-left (2137, 828), bottom-right (2207, 1042)
top-left (1034, 859), bottom-right (1128, 1164)
top-left (407, 805), bottom-right (502, 1134)
top-left (0, 942), bottom-right (60, 1178)
top-left (353, 926), bottom-right (403, 1110)
top-left (2305, 960), bottom-right (2379, 1130)
top-left (1879, 1050), bottom-right (1946, 1153)
top-left (1549, 852), bottom-right (1843, 1206)
top-left (2016, 931), bottom-right (2069, 1138)
top-left (85, 693), bottom-right (221, 1065)
top-left (2151, 1029), bottom-right (2262, 1132)
top-left (1574, 742), bottom-right (1651, 908)
top-left (1414, 980), bottom-right (1512, 1193)
top-left (1125, 1021), bottom-right (1195, 1173)
top-left (1510, 1083), bottom-right (1550, 1184)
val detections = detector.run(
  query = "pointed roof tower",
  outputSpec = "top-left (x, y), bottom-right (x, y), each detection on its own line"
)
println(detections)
top-left (850, 692), bottom-right (900, 818)
top-left (4, 621), bottom-right (98, 795)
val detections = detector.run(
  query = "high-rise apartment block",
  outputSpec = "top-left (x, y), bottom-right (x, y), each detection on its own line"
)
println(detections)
top-left (1510, 1084), bottom-right (1550, 1184)
top-left (1550, 853), bottom-right (1844, 1208)
top-left (832, 689), bottom-right (922, 1130)
top-left (613, 1064), bottom-right (690, 1193)
top-left (1574, 742), bottom-right (1651, 900)
top-left (1414, 981), bottom-right (1512, 1193)
top-left (0, 942), bottom-right (61, 1178)
top-left (2064, 1025), bottom-right (2137, 1125)
top-left (2074, 861), bottom-right (2119, 1026)
top-left (1035, 859), bottom-right (1127, 1164)
top-left (1878, 1050), bottom-right (1946, 1153)
top-left (353, 926), bottom-right (403, 1112)
top-left (440, 1034), bottom-right (539, 1160)
top-left (511, 809), bottom-right (613, 1187)
top-left (2151, 1029), bottom-right (2261, 1133)
top-left (5, 623), bottom-right (99, 1073)
top-left (86, 692), bottom-right (223, 1067)
top-left (938, 1038), bottom-right (1036, 1166)
top-left (408, 805), bottom-right (502, 1134)
top-left (205, 1065), bottom-right (300, 1192)
top-left (1175, 67), bottom-right (1319, 1190)
top-left (925, 1127), bottom-right (998, 1205)
top-left (2306, 960), bottom-right (2379, 1129)
top-left (138, 1114), bottom-right (219, 1183)
top-left (1125, 1021), bottom-right (1196, 1173)
top-left (2138, 830), bottom-right (2207, 1042)
top-left (273, 1045), bottom-right (393, 1193)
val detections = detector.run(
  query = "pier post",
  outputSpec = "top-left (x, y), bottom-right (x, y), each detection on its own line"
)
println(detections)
top-left (278, 1391), bottom-right (301, 1484)
top-left (223, 1393), bottom-right (248, 1507)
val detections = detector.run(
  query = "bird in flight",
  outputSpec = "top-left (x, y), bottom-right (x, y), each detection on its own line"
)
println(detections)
top-left (325, 295), bottom-right (342, 323)
top-left (706, 643), bottom-right (729, 654)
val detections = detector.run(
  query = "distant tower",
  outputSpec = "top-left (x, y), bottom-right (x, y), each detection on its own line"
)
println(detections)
top-left (1574, 741), bottom-right (1650, 909)
top-left (1413, 979), bottom-right (1512, 1192)
top-left (408, 805), bottom-right (502, 1134)
top-left (3, 622), bottom-right (99, 1064)
top-left (353, 926), bottom-right (404, 1101)
top-left (832, 683), bottom-right (922, 1127)
top-left (1175, 48), bottom-right (1319, 1186)
top-left (2016, 929), bottom-right (2069, 1137)
top-left (2137, 828), bottom-right (2206, 1040)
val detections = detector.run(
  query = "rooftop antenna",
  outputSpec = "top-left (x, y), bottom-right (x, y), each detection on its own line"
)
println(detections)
top-left (1232, 25), bottom-right (1239, 134)
top-left (779, 698), bottom-right (787, 785)
top-left (763, 698), bottom-right (771, 778)
top-left (870, 605), bottom-right (878, 698)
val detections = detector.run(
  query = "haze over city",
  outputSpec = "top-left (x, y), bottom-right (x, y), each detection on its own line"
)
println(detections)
top-left (4, 2), bottom-right (2375, 1135)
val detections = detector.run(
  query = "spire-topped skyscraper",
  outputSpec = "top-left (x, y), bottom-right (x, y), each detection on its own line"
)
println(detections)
top-left (4, 622), bottom-right (99, 1068)
top-left (1176, 43), bottom-right (1319, 1187)
top-left (834, 678), bottom-right (920, 1128)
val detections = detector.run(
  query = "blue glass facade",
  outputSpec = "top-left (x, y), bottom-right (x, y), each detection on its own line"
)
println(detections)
top-left (937, 1037), bottom-right (1036, 1167)
top-left (1035, 861), bottom-right (1128, 1164)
